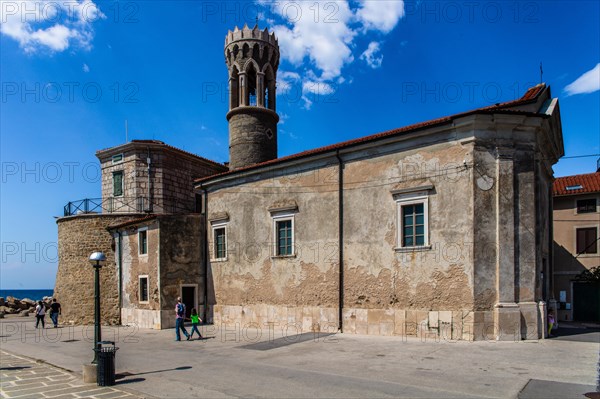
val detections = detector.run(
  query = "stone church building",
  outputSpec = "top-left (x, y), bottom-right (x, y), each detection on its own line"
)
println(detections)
top-left (54, 25), bottom-right (564, 340)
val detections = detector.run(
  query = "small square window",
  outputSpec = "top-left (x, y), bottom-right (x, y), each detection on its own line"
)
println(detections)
top-left (139, 276), bottom-right (149, 302)
top-left (576, 227), bottom-right (598, 254)
top-left (577, 199), bottom-right (597, 213)
top-left (138, 229), bottom-right (148, 255)
top-left (113, 171), bottom-right (123, 197)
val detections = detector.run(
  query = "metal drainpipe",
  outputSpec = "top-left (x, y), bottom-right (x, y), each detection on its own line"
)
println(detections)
top-left (335, 151), bottom-right (344, 332)
top-left (202, 186), bottom-right (209, 323)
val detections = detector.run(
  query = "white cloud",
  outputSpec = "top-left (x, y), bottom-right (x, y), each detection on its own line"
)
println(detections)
top-left (302, 80), bottom-right (334, 95)
top-left (261, 0), bottom-right (405, 110)
top-left (269, 1), bottom-right (356, 81)
top-left (0, 0), bottom-right (105, 54)
top-left (360, 41), bottom-right (383, 68)
top-left (564, 63), bottom-right (600, 96)
top-left (82, 63), bottom-right (90, 72)
top-left (356, 0), bottom-right (405, 33)
top-left (277, 71), bottom-right (301, 94)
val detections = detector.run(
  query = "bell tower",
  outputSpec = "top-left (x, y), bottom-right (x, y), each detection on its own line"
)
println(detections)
top-left (225, 24), bottom-right (280, 169)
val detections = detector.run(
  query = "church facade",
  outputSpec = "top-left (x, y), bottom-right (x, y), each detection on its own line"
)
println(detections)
top-left (54, 25), bottom-right (564, 340)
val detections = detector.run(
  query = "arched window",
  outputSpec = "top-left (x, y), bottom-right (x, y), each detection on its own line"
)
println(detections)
top-left (246, 62), bottom-right (258, 106)
top-left (264, 65), bottom-right (276, 111)
top-left (230, 66), bottom-right (239, 110)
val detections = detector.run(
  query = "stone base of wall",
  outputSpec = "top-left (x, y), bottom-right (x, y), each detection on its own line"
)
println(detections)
top-left (213, 304), bottom-right (543, 341)
top-left (121, 308), bottom-right (164, 330)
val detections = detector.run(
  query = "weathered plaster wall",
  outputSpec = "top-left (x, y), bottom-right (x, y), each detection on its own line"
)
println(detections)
top-left (208, 162), bottom-right (339, 307)
top-left (159, 215), bottom-right (204, 328)
top-left (54, 214), bottom-right (140, 325)
top-left (119, 220), bottom-right (161, 329)
top-left (208, 131), bottom-right (494, 338)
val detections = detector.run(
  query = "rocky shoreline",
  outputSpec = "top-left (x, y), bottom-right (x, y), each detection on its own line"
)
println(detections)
top-left (0, 296), bottom-right (53, 318)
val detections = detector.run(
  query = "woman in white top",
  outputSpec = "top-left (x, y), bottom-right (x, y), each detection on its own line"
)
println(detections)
top-left (35, 301), bottom-right (46, 328)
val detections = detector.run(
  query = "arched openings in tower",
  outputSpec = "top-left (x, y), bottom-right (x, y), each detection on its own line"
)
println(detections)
top-left (263, 65), bottom-right (276, 111)
top-left (229, 65), bottom-right (239, 110)
top-left (245, 61), bottom-right (258, 106)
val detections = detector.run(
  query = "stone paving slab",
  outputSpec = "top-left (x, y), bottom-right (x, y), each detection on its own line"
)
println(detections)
top-left (0, 351), bottom-right (144, 399)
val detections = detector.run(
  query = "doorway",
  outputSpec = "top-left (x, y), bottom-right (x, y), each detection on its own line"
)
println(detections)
top-left (573, 282), bottom-right (600, 322)
top-left (181, 285), bottom-right (197, 320)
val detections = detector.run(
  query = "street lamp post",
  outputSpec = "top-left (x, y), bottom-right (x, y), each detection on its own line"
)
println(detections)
top-left (89, 251), bottom-right (106, 364)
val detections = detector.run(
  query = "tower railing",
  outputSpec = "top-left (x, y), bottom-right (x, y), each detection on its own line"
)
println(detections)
top-left (63, 196), bottom-right (196, 216)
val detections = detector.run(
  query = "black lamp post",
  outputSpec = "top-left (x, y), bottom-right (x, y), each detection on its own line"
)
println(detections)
top-left (89, 251), bottom-right (106, 364)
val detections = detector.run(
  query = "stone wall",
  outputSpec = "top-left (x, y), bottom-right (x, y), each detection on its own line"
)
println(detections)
top-left (98, 142), bottom-right (227, 214)
top-left (228, 108), bottom-right (278, 169)
top-left (54, 214), bottom-right (141, 325)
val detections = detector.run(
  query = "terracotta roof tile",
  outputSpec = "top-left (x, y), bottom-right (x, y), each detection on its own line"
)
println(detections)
top-left (196, 84), bottom-right (548, 184)
top-left (553, 172), bottom-right (600, 196)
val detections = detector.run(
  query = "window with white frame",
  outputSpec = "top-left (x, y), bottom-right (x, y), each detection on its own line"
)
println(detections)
top-left (112, 153), bottom-right (123, 164)
top-left (138, 228), bottom-right (148, 255)
top-left (394, 190), bottom-right (430, 249)
top-left (212, 222), bottom-right (228, 261)
top-left (139, 275), bottom-right (149, 303)
top-left (273, 214), bottom-right (294, 256)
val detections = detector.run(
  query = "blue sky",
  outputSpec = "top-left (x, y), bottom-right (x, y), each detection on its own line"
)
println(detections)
top-left (1, 0), bottom-right (599, 289)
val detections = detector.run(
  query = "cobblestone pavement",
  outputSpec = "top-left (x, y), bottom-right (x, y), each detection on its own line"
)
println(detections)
top-left (0, 350), bottom-right (144, 399)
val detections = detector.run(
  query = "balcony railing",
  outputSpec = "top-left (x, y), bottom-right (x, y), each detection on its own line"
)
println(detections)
top-left (63, 196), bottom-right (196, 216)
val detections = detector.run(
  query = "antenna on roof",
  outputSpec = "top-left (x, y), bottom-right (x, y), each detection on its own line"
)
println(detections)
top-left (125, 120), bottom-right (128, 143)
top-left (539, 62), bottom-right (543, 84)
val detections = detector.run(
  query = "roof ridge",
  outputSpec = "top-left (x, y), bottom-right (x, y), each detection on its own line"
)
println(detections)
top-left (195, 84), bottom-right (548, 184)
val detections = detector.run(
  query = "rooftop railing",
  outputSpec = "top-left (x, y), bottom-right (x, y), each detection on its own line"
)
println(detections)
top-left (63, 196), bottom-right (196, 216)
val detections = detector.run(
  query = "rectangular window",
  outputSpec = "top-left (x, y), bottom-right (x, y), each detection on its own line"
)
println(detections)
top-left (139, 229), bottom-right (148, 255)
top-left (139, 276), bottom-right (149, 303)
top-left (112, 154), bottom-right (123, 164)
top-left (402, 203), bottom-right (425, 247)
top-left (395, 191), bottom-right (430, 249)
top-left (113, 171), bottom-right (123, 197)
top-left (276, 219), bottom-right (293, 256)
top-left (577, 198), bottom-right (597, 213)
top-left (214, 226), bottom-right (227, 260)
top-left (576, 227), bottom-right (598, 254)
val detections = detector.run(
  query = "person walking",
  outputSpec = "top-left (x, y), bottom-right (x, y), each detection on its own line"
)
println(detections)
top-left (547, 310), bottom-right (555, 337)
top-left (49, 298), bottom-right (61, 328)
top-left (189, 308), bottom-right (203, 340)
top-left (35, 301), bottom-right (46, 329)
top-left (175, 297), bottom-right (190, 341)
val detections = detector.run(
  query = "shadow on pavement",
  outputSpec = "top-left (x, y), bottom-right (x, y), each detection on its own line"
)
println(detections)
top-left (549, 326), bottom-right (600, 343)
top-left (518, 379), bottom-right (597, 399)
top-left (0, 366), bottom-right (31, 371)
top-left (116, 377), bottom-right (146, 385)
top-left (116, 366), bottom-right (192, 379)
